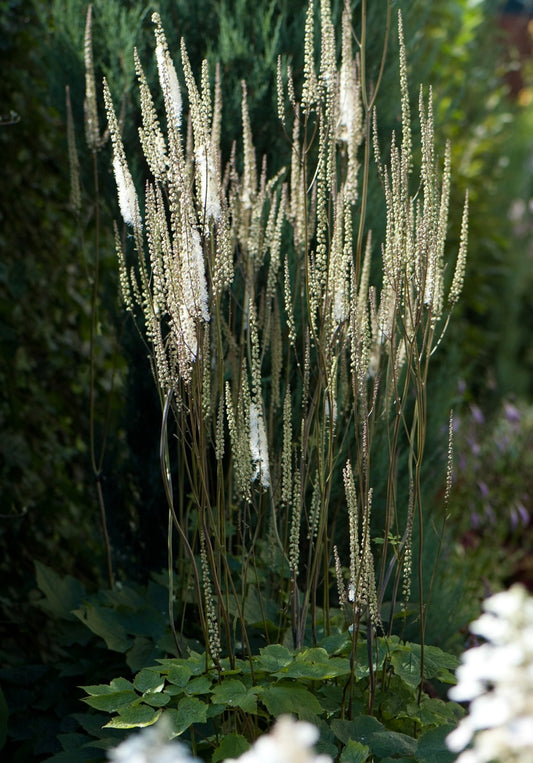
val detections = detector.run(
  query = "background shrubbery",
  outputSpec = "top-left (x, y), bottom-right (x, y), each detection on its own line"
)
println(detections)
top-left (1, 0), bottom-right (532, 760)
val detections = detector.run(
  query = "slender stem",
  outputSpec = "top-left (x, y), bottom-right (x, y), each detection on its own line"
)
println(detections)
top-left (89, 149), bottom-right (114, 589)
top-left (160, 388), bottom-right (206, 652)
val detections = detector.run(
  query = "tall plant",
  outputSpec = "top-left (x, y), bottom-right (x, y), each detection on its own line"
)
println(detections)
top-left (102, 0), bottom-right (467, 696)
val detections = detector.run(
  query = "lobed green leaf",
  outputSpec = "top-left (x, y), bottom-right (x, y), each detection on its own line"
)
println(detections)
top-left (104, 705), bottom-right (162, 729)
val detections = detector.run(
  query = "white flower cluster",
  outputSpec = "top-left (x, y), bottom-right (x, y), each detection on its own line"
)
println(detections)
top-left (446, 584), bottom-right (533, 762)
top-left (227, 716), bottom-right (331, 763)
top-left (249, 401), bottom-right (270, 489)
top-left (108, 717), bottom-right (194, 763)
top-left (109, 716), bottom-right (331, 763)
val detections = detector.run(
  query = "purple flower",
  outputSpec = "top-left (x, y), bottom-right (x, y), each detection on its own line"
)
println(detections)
top-left (516, 502), bottom-right (530, 526)
top-left (470, 404), bottom-right (485, 425)
top-left (503, 400), bottom-right (521, 425)
top-left (477, 481), bottom-right (489, 499)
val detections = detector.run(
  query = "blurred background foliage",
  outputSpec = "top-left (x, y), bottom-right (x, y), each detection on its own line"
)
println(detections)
top-left (1, 0), bottom-right (533, 757)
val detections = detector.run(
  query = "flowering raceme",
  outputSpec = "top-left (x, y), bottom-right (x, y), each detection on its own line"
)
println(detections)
top-left (446, 584), bottom-right (533, 762)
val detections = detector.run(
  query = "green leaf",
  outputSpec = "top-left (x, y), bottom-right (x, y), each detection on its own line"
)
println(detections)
top-left (185, 676), bottom-right (212, 695)
top-left (256, 644), bottom-right (293, 672)
top-left (370, 730), bottom-right (417, 758)
top-left (81, 677), bottom-right (138, 711)
top-left (164, 685), bottom-right (185, 697)
top-left (34, 560), bottom-right (85, 621)
top-left (164, 663), bottom-right (193, 687)
top-left (104, 705), bottom-right (162, 729)
top-left (82, 690), bottom-right (139, 712)
top-left (400, 698), bottom-right (460, 728)
top-left (134, 668), bottom-right (165, 694)
top-left (280, 648), bottom-right (351, 680)
top-left (211, 679), bottom-right (258, 713)
top-left (242, 587), bottom-right (279, 627)
top-left (415, 644), bottom-right (459, 684)
top-left (330, 717), bottom-right (385, 746)
top-left (73, 603), bottom-right (133, 652)
top-left (391, 643), bottom-right (459, 689)
top-left (212, 734), bottom-right (250, 762)
top-left (415, 724), bottom-right (457, 763)
top-left (340, 739), bottom-right (371, 763)
top-left (320, 632), bottom-right (351, 655)
top-left (127, 637), bottom-right (163, 673)
top-left (186, 652), bottom-right (210, 676)
top-left (353, 639), bottom-right (391, 679)
top-left (83, 677), bottom-right (135, 694)
top-left (166, 696), bottom-right (209, 735)
top-left (143, 693), bottom-right (171, 707)
top-left (261, 683), bottom-right (323, 718)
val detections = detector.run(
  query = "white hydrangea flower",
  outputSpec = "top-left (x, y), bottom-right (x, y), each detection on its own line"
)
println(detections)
top-left (109, 717), bottom-right (330, 763)
top-left (227, 716), bottom-right (332, 763)
top-left (108, 719), bottom-right (195, 763)
top-left (446, 584), bottom-right (533, 762)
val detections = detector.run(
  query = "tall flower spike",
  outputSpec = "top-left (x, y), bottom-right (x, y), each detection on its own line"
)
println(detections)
top-left (449, 190), bottom-right (469, 306)
top-left (249, 400), bottom-right (270, 489)
top-left (200, 530), bottom-right (221, 665)
top-left (444, 410), bottom-right (454, 506)
top-left (114, 222), bottom-right (133, 312)
top-left (398, 10), bottom-right (412, 173)
top-left (241, 82), bottom-right (257, 210)
top-left (281, 387), bottom-right (293, 506)
top-left (180, 39), bottom-right (207, 150)
top-left (302, 0), bottom-right (318, 113)
top-left (195, 143), bottom-right (222, 222)
top-left (401, 479), bottom-right (415, 606)
top-left (289, 468), bottom-right (302, 575)
top-left (135, 48), bottom-right (168, 182)
top-left (319, 0), bottom-right (336, 94)
top-left (338, 10), bottom-right (363, 204)
top-left (103, 79), bottom-right (142, 233)
top-left (84, 5), bottom-right (101, 151)
top-left (329, 192), bottom-right (348, 327)
top-left (276, 56), bottom-right (286, 126)
top-left (153, 13), bottom-right (182, 131)
top-left (361, 489), bottom-right (382, 630)
top-left (343, 460), bottom-right (359, 606)
top-left (289, 106), bottom-right (307, 251)
top-left (334, 545), bottom-right (348, 609)
top-left (211, 63), bottom-right (222, 154)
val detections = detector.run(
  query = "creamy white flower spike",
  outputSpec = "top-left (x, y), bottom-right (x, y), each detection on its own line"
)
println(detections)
top-left (103, 78), bottom-right (142, 233)
top-left (113, 155), bottom-right (142, 232)
top-left (195, 143), bottom-right (221, 222)
top-left (183, 226), bottom-right (210, 324)
top-left (154, 18), bottom-right (182, 130)
top-left (447, 584), bottom-right (533, 763)
top-left (249, 401), bottom-right (270, 489)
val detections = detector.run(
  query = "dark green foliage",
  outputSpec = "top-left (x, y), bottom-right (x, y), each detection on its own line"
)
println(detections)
top-left (448, 397), bottom-right (533, 588)
top-left (76, 632), bottom-right (462, 762)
